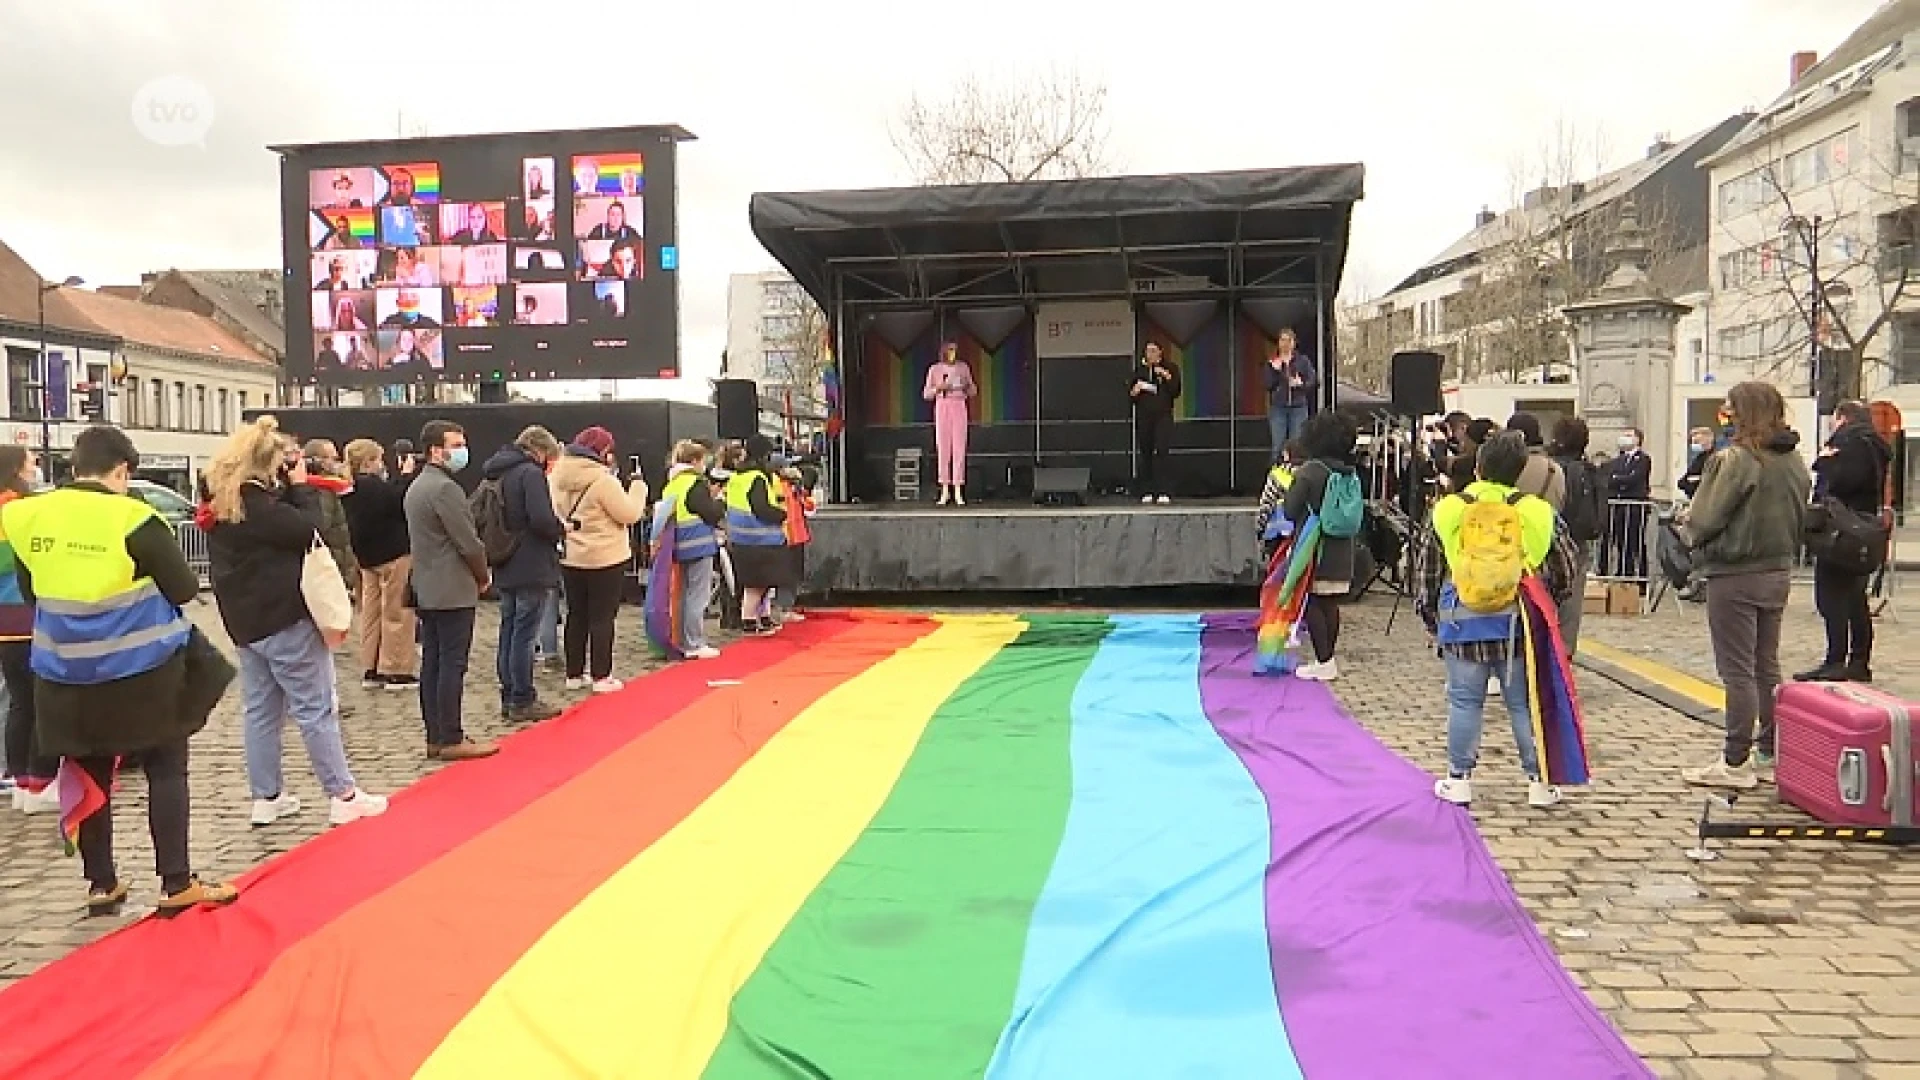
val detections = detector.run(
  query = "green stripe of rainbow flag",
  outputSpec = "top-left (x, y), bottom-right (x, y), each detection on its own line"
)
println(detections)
top-left (0, 613), bottom-right (1648, 1079)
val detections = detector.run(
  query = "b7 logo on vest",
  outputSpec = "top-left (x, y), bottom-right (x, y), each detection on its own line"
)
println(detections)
top-left (28, 537), bottom-right (53, 554)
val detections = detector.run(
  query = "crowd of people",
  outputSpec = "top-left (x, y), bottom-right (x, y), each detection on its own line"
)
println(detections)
top-left (0, 417), bottom-right (818, 915)
top-left (1253, 383), bottom-right (1894, 810)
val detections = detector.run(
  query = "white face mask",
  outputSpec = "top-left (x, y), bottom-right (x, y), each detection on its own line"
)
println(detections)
top-left (1617, 436), bottom-right (1638, 451)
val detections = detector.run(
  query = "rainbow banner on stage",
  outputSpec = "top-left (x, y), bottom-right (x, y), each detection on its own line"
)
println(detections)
top-left (0, 613), bottom-right (1647, 1080)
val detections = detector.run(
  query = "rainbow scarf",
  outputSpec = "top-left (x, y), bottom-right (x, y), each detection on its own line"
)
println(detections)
top-left (0, 613), bottom-right (1647, 1079)
top-left (1255, 515), bottom-right (1320, 675)
top-left (643, 500), bottom-right (685, 660)
top-left (55, 759), bottom-right (107, 855)
top-left (1517, 576), bottom-right (1592, 786)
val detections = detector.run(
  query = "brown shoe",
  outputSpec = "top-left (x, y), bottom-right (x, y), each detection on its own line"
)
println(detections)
top-left (507, 700), bottom-right (562, 723)
top-left (85, 881), bottom-right (128, 917)
top-left (432, 739), bottom-right (499, 762)
top-left (155, 877), bottom-right (238, 919)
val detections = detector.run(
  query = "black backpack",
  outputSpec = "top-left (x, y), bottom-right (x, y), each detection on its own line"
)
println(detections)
top-left (1558, 458), bottom-right (1603, 544)
top-left (470, 478), bottom-right (521, 567)
top-left (1804, 498), bottom-right (1888, 576)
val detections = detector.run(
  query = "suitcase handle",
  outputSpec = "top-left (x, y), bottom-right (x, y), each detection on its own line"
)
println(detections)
top-left (1885, 744), bottom-right (1897, 812)
top-left (1823, 683), bottom-right (1880, 707)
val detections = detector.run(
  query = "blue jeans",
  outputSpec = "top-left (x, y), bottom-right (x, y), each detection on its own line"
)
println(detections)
top-left (419, 608), bottom-right (474, 747)
top-left (536, 587), bottom-right (560, 659)
top-left (237, 620), bottom-right (356, 799)
top-left (681, 557), bottom-right (714, 650)
top-left (1268, 405), bottom-right (1309, 461)
top-left (496, 586), bottom-right (545, 708)
top-left (1443, 652), bottom-right (1539, 779)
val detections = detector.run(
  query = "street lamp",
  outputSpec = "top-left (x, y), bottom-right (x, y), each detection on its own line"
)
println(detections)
top-left (34, 274), bottom-right (84, 476)
top-left (1781, 215), bottom-right (1823, 402)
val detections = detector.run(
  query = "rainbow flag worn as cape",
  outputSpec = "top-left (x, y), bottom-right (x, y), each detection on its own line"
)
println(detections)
top-left (55, 758), bottom-right (107, 856)
top-left (1254, 515), bottom-right (1320, 675)
top-left (643, 500), bottom-right (686, 661)
top-left (0, 611), bottom-right (1650, 1080)
top-left (1517, 575), bottom-right (1591, 785)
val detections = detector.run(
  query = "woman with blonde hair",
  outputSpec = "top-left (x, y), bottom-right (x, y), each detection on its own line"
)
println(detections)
top-left (342, 438), bottom-right (417, 689)
top-left (205, 416), bottom-right (387, 827)
top-left (1680, 382), bottom-right (1810, 792)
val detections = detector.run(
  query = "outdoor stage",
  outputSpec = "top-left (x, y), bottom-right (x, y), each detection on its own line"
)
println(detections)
top-left (803, 499), bottom-right (1262, 595)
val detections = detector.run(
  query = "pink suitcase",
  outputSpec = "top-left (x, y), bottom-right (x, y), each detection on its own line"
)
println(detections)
top-left (1774, 681), bottom-right (1919, 827)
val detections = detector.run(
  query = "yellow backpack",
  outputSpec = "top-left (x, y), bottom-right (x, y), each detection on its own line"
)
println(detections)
top-left (1452, 491), bottom-right (1527, 613)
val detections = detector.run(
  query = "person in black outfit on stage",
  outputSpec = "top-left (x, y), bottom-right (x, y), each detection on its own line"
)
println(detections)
top-left (1797, 400), bottom-right (1891, 682)
top-left (1129, 343), bottom-right (1181, 504)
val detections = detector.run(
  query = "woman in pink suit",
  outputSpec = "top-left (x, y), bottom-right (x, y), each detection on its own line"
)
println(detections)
top-left (923, 342), bottom-right (976, 506)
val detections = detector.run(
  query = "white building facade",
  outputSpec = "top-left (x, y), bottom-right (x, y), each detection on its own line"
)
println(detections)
top-left (725, 270), bottom-right (821, 435)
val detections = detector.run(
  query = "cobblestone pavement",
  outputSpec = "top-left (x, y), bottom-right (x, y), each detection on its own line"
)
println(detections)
top-left (0, 597), bottom-right (669, 983)
top-left (4, 592), bottom-right (1919, 1079)
top-left (1581, 574), bottom-right (1920, 702)
top-left (1332, 593), bottom-right (1920, 1080)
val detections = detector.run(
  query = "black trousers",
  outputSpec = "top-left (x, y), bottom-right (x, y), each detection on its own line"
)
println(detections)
top-left (1135, 411), bottom-right (1173, 496)
top-left (418, 608), bottom-right (475, 747)
top-left (1813, 561), bottom-right (1874, 667)
top-left (0, 640), bottom-right (54, 780)
top-left (76, 739), bottom-right (192, 894)
top-left (1303, 598), bottom-right (1341, 664)
top-left (562, 565), bottom-right (625, 680)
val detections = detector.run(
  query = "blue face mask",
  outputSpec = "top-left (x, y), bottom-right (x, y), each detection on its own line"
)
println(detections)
top-left (447, 446), bottom-right (470, 472)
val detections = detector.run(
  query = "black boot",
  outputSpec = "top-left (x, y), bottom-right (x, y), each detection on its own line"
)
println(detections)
top-left (1793, 662), bottom-right (1850, 683)
top-left (1845, 658), bottom-right (1875, 683)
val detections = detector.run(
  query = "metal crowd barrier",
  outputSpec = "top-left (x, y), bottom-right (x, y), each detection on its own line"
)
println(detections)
top-left (175, 519), bottom-right (212, 589)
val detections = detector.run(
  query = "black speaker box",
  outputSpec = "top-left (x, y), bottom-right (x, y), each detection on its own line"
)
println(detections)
top-left (714, 379), bottom-right (760, 439)
top-left (1389, 351), bottom-right (1444, 417)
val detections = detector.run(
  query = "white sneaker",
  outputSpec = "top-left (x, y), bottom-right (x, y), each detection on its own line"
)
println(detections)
top-left (687, 646), bottom-right (721, 660)
top-left (1294, 658), bottom-right (1340, 682)
top-left (328, 790), bottom-right (389, 825)
top-left (1141, 495), bottom-right (1155, 504)
top-left (1435, 775), bottom-right (1473, 805)
top-left (783, 612), bottom-right (806, 623)
top-left (1528, 781), bottom-right (1563, 808)
top-left (564, 676), bottom-right (589, 691)
top-left (1681, 757), bottom-right (1757, 791)
top-left (1487, 675), bottom-right (1501, 696)
top-left (249, 793), bottom-right (301, 827)
top-left (591, 677), bottom-right (625, 694)
top-left (17, 785), bottom-right (59, 815)
top-left (1156, 495), bottom-right (1172, 505)
top-left (1753, 754), bottom-right (1776, 784)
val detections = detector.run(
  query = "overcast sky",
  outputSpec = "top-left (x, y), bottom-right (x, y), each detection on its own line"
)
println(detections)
top-left (0, 0), bottom-right (1885, 401)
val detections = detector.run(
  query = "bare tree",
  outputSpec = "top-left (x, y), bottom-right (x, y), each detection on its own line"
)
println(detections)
top-left (891, 68), bottom-right (1113, 185)
top-left (1443, 122), bottom-right (1693, 384)
top-left (1711, 128), bottom-right (1920, 400)
top-left (760, 283), bottom-right (833, 420)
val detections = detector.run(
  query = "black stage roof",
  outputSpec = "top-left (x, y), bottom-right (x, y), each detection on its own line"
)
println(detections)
top-left (749, 165), bottom-right (1364, 311)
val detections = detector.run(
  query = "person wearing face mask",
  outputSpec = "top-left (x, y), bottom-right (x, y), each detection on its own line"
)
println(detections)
top-left (402, 421), bottom-right (498, 762)
top-left (549, 426), bottom-right (647, 692)
top-left (4, 426), bottom-right (236, 915)
top-left (1797, 400), bottom-right (1892, 683)
top-left (1678, 428), bottom-right (1715, 499)
top-left (1602, 428), bottom-right (1653, 585)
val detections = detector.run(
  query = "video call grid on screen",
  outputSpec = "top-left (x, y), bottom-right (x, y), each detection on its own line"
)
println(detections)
top-left (281, 127), bottom-right (681, 384)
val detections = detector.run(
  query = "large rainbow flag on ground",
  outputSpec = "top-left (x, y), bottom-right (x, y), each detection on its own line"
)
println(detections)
top-left (0, 612), bottom-right (1646, 1079)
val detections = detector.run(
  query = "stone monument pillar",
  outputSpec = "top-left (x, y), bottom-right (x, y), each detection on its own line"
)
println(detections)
top-left (1563, 198), bottom-right (1691, 498)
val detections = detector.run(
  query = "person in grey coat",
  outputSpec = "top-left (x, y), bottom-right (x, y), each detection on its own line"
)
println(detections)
top-left (401, 420), bottom-right (497, 762)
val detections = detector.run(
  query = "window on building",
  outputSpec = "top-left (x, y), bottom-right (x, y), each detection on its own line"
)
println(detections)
top-left (763, 349), bottom-right (798, 381)
top-left (1892, 315), bottom-right (1920, 384)
top-left (151, 380), bottom-right (165, 428)
top-left (124, 377), bottom-right (139, 426)
top-left (194, 386), bottom-right (206, 431)
top-left (217, 389), bottom-right (229, 432)
top-left (5, 347), bottom-right (38, 421)
top-left (761, 314), bottom-right (800, 340)
top-left (173, 382), bottom-right (185, 431)
top-left (238, 390), bottom-right (249, 417)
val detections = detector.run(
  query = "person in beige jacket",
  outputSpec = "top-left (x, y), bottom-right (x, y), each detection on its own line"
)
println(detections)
top-left (549, 426), bottom-right (648, 692)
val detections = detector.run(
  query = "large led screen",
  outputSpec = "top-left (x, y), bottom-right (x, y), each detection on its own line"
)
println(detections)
top-left (280, 126), bottom-right (682, 384)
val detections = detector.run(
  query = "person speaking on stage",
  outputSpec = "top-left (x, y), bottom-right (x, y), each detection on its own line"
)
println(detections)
top-left (1130, 343), bottom-right (1181, 504)
top-left (922, 342), bottom-right (976, 507)
top-left (1264, 329), bottom-right (1318, 463)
